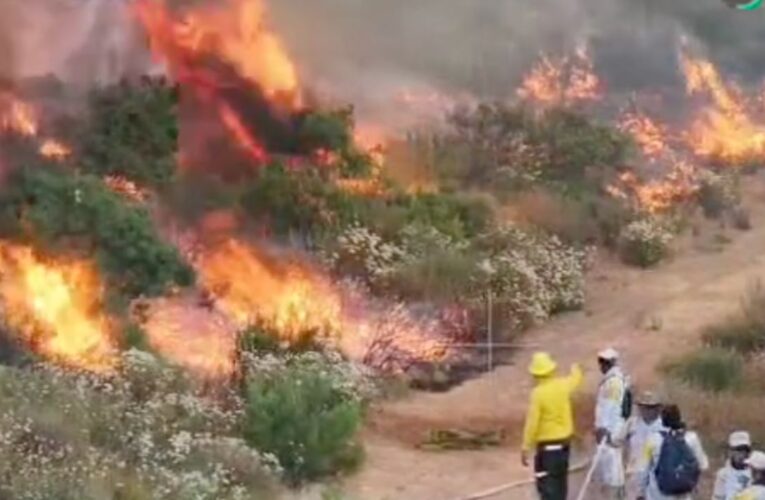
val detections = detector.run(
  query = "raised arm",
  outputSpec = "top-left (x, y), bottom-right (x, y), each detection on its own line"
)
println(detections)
top-left (567, 363), bottom-right (583, 391)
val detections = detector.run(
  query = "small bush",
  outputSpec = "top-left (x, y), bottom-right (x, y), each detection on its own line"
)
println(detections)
top-left (618, 217), bottom-right (673, 268)
top-left (664, 348), bottom-right (743, 393)
top-left (243, 354), bottom-right (366, 485)
top-left (697, 170), bottom-right (740, 219)
top-left (702, 282), bottom-right (765, 355)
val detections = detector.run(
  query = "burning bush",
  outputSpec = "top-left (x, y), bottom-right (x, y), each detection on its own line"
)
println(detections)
top-left (77, 78), bottom-right (179, 188)
top-left (0, 166), bottom-right (194, 298)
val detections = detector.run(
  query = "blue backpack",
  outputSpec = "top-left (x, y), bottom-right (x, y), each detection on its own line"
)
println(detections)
top-left (654, 430), bottom-right (701, 495)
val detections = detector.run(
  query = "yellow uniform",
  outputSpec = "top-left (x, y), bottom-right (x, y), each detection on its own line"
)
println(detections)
top-left (522, 363), bottom-right (583, 451)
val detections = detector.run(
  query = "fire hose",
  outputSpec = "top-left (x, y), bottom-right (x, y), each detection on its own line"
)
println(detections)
top-left (457, 440), bottom-right (607, 500)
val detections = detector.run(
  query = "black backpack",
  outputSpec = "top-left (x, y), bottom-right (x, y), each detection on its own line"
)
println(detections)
top-left (621, 382), bottom-right (633, 420)
top-left (654, 430), bottom-right (701, 495)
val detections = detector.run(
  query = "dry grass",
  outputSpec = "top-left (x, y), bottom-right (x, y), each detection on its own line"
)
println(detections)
top-left (503, 189), bottom-right (598, 244)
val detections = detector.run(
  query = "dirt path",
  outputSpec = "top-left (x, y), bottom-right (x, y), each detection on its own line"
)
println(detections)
top-left (343, 181), bottom-right (765, 500)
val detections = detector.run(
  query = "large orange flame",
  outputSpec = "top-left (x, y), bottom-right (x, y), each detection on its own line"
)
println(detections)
top-left (680, 50), bottom-right (765, 165)
top-left (607, 161), bottom-right (700, 214)
top-left (518, 44), bottom-right (602, 106)
top-left (0, 243), bottom-right (116, 372)
top-left (169, 238), bottom-right (454, 371)
top-left (134, 0), bottom-right (301, 108)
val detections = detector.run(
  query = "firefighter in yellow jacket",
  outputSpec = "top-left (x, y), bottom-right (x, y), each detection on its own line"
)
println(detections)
top-left (521, 352), bottom-right (583, 500)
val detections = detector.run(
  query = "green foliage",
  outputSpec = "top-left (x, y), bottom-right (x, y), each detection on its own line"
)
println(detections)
top-left (664, 348), bottom-right (743, 393)
top-left (241, 163), bottom-right (367, 239)
top-left (244, 367), bottom-right (364, 485)
top-left (298, 109), bottom-right (353, 154)
top-left (78, 78), bottom-right (179, 187)
top-left (238, 324), bottom-right (324, 355)
top-left (386, 249), bottom-right (479, 303)
top-left (442, 103), bottom-right (631, 195)
top-left (0, 166), bottom-right (194, 298)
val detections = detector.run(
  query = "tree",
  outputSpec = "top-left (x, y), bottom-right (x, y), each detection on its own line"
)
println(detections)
top-left (77, 77), bottom-right (179, 188)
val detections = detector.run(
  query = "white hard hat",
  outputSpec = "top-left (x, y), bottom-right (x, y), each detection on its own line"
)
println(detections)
top-left (746, 450), bottom-right (765, 470)
top-left (597, 348), bottom-right (619, 361)
top-left (729, 431), bottom-right (752, 448)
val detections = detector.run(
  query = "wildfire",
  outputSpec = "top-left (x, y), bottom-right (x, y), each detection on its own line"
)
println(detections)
top-left (607, 161), bottom-right (700, 214)
top-left (196, 239), bottom-right (343, 341)
top-left (0, 91), bottom-right (71, 160)
top-left (0, 243), bottom-right (116, 372)
top-left (192, 238), bottom-right (453, 371)
top-left (134, 0), bottom-right (303, 163)
top-left (517, 44), bottom-right (602, 106)
top-left (137, 296), bottom-right (238, 379)
top-left (619, 110), bottom-right (670, 159)
top-left (679, 50), bottom-right (765, 165)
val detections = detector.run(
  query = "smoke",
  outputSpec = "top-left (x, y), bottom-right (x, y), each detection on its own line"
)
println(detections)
top-left (0, 0), bottom-right (760, 124)
top-left (268, 0), bottom-right (763, 124)
top-left (0, 0), bottom-right (152, 85)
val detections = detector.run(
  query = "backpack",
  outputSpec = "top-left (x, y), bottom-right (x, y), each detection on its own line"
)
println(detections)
top-left (621, 382), bottom-right (633, 420)
top-left (654, 430), bottom-right (701, 495)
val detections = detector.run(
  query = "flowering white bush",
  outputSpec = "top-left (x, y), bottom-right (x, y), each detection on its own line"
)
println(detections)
top-left (0, 351), bottom-right (280, 500)
top-left (472, 227), bottom-right (588, 329)
top-left (618, 217), bottom-right (674, 267)
top-left (325, 224), bottom-right (406, 286)
top-left (697, 169), bottom-right (740, 218)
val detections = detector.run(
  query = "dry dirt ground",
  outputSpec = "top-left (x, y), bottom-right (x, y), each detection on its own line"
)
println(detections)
top-left (337, 177), bottom-right (765, 500)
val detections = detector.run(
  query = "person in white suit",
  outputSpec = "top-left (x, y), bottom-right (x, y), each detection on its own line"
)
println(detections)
top-left (595, 347), bottom-right (629, 499)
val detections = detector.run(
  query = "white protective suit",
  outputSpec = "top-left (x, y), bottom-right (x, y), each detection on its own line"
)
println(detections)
top-left (638, 429), bottom-right (709, 500)
top-left (595, 365), bottom-right (628, 490)
top-left (734, 485), bottom-right (765, 500)
top-left (613, 414), bottom-right (663, 497)
top-left (713, 462), bottom-right (752, 500)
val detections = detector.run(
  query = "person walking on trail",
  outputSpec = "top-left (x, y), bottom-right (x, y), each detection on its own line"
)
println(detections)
top-left (637, 404), bottom-right (709, 500)
top-left (595, 347), bottom-right (631, 499)
top-left (612, 391), bottom-right (663, 498)
top-left (735, 451), bottom-right (765, 500)
top-left (521, 352), bottom-right (583, 500)
top-left (713, 431), bottom-right (753, 500)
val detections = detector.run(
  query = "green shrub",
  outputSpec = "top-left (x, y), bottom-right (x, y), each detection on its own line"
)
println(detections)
top-left (664, 348), bottom-right (743, 393)
top-left (618, 218), bottom-right (673, 267)
top-left (77, 78), bottom-right (179, 187)
top-left (244, 367), bottom-right (364, 485)
top-left (0, 166), bottom-right (194, 298)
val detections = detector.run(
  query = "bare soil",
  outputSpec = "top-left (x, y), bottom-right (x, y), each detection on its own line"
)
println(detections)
top-left (341, 176), bottom-right (765, 500)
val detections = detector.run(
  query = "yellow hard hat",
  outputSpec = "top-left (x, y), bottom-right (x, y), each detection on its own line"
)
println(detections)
top-left (529, 352), bottom-right (557, 377)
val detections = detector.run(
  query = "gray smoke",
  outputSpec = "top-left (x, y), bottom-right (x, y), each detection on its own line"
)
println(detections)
top-left (0, 0), bottom-right (761, 121)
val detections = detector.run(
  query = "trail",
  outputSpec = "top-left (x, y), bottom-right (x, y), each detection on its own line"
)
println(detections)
top-left (344, 177), bottom-right (765, 500)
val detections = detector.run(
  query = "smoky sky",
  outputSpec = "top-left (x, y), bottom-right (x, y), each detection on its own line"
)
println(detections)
top-left (0, 0), bottom-right (763, 116)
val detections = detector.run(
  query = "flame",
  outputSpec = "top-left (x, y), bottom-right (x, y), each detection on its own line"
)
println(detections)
top-left (0, 91), bottom-right (71, 160)
top-left (679, 50), bottom-right (765, 165)
top-left (103, 175), bottom-right (149, 203)
top-left (218, 103), bottom-right (269, 162)
top-left (138, 296), bottom-right (237, 379)
top-left (619, 110), bottom-right (669, 159)
top-left (0, 243), bottom-right (116, 372)
top-left (608, 161), bottom-right (700, 214)
top-left (192, 238), bottom-right (453, 370)
top-left (197, 239), bottom-right (342, 340)
top-left (518, 44), bottom-right (601, 106)
top-left (134, 0), bottom-right (301, 107)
